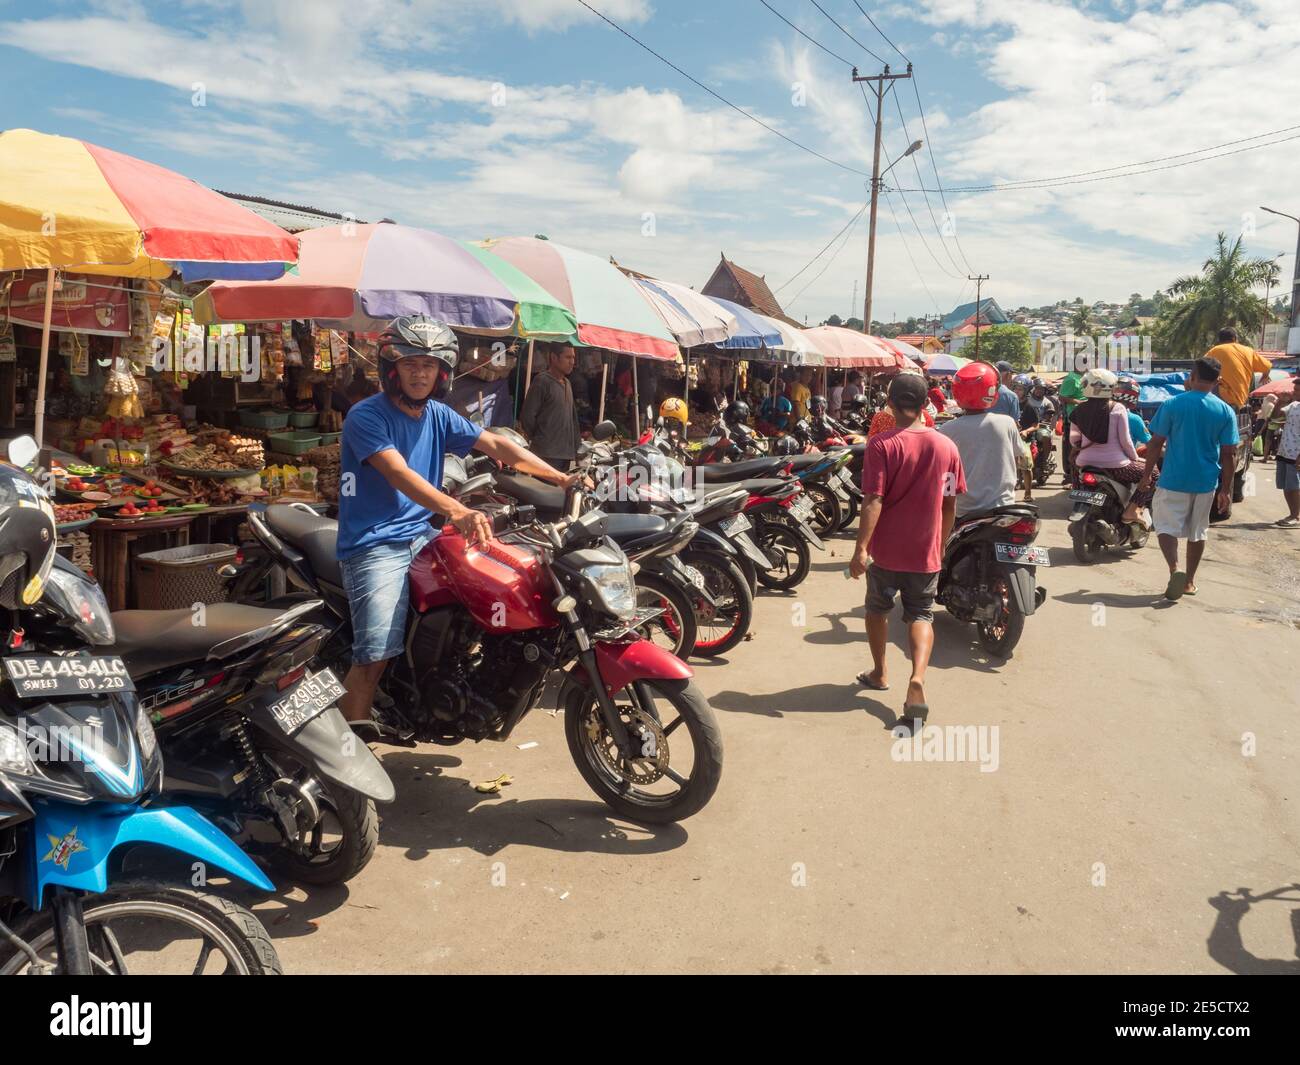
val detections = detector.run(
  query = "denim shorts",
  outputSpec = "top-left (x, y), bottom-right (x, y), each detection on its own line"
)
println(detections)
top-left (338, 531), bottom-right (432, 665)
top-left (1276, 458), bottom-right (1300, 492)
top-left (866, 564), bottom-right (939, 624)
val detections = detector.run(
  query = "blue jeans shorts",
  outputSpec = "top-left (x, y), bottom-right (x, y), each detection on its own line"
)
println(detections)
top-left (338, 531), bottom-right (432, 665)
top-left (1276, 458), bottom-right (1300, 492)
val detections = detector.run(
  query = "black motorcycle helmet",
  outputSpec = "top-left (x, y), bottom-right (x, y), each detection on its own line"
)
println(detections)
top-left (809, 394), bottom-right (828, 416)
top-left (378, 315), bottom-right (459, 406)
top-left (724, 400), bottom-right (751, 425)
top-left (0, 455), bottom-right (57, 610)
top-left (772, 435), bottom-right (800, 456)
top-left (848, 394), bottom-right (870, 413)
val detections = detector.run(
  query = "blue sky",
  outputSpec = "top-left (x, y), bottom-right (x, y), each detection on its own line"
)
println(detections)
top-left (3, 0), bottom-right (1299, 325)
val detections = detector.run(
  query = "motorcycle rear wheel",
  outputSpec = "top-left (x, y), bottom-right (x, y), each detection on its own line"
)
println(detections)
top-left (976, 574), bottom-right (1025, 657)
top-left (754, 520), bottom-right (811, 591)
top-left (564, 677), bottom-right (723, 824)
top-left (804, 483), bottom-right (842, 538)
top-left (634, 574), bottom-right (698, 658)
top-left (681, 551), bottom-right (753, 656)
top-left (0, 882), bottom-right (282, 975)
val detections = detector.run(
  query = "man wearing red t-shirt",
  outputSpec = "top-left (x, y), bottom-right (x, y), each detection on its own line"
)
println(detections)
top-left (850, 373), bottom-right (966, 728)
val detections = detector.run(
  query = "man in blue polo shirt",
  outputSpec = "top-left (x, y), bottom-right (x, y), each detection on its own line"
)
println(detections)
top-left (336, 315), bottom-right (578, 731)
top-left (1138, 356), bottom-right (1239, 601)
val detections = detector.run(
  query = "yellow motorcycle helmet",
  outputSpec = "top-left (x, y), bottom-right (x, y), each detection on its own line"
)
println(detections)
top-left (659, 397), bottom-right (688, 430)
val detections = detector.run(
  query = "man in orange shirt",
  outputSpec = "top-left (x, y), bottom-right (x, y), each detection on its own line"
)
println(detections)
top-left (1206, 327), bottom-right (1272, 410)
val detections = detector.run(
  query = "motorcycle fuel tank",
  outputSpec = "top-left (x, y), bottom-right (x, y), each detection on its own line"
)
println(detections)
top-left (410, 532), bottom-right (558, 631)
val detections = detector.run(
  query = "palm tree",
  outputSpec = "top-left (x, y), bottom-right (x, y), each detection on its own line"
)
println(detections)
top-left (1162, 233), bottom-right (1280, 354)
top-left (1068, 304), bottom-right (1092, 335)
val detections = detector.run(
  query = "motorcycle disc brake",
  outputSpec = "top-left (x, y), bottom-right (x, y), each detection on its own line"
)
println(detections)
top-left (585, 703), bottom-right (669, 785)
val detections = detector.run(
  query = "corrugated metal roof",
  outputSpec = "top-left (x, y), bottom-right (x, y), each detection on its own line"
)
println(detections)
top-left (216, 190), bottom-right (369, 233)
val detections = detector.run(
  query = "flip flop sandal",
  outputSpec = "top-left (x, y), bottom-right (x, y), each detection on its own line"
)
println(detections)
top-left (1184, 586), bottom-right (1198, 596)
top-left (899, 704), bottom-right (929, 726)
top-left (856, 670), bottom-right (889, 691)
top-left (1275, 518), bottom-right (1300, 528)
top-left (1164, 571), bottom-right (1188, 601)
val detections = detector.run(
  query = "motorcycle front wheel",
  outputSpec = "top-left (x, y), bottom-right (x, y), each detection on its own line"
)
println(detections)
top-left (564, 677), bottom-right (723, 824)
top-left (1071, 522), bottom-right (1104, 564)
top-left (680, 551), bottom-right (753, 656)
top-left (754, 519), bottom-right (811, 591)
top-left (0, 882), bottom-right (282, 975)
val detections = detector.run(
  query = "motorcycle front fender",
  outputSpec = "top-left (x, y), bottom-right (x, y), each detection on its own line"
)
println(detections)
top-left (732, 530), bottom-right (773, 568)
top-left (567, 638), bottom-right (694, 699)
top-left (23, 799), bottom-right (274, 908)
top-left (249, 705), bottom-right (396, 803)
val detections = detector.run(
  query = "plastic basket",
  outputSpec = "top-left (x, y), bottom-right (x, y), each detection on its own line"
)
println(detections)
top-left (316, 431), bottom-right (341, 445)
top-left (239, 409), bottom-right (290, 430)
top-left (267, 430), bottom-right (323, 455)
top-left (288, 411), bottom-right (319, 428)
top-left (133, 543), bottom-right (237, 610)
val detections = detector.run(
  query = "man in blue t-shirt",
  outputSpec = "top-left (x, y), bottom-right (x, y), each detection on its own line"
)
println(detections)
top-left (335, 315), bottom-right (578, 728)
top-left (1139, 356), bottom-right (1239, 601)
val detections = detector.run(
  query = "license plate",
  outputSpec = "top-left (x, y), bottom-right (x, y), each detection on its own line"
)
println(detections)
top-left (994, 543), bottom-right (1051, 566)
top-left (1069, 490), bottom-right (1107, 506)
top-left (3, 655), bottom-right (134, 699)
top-left (267, 669), bottom-right (344, 736)
top-left (790, 498), bottom-right (814, 520)
top-left (837, 468), bottom-right (853, 485)
top-left (720, 513), bottom-right (751, 536)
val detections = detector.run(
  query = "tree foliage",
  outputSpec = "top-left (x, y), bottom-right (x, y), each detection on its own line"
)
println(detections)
top-left (1157, 232), bottom-right (1279, 355)
top-left (973, 324), bottom-right (1032, 369)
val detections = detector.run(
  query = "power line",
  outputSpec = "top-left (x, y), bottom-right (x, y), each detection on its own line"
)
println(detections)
top-left (881, 189), bottom-right (945, 319)
top-left (807, 0), bottom-right (887, 66)
top-left (575, 0), bottom-right (870, 177)
top-left (890, 88), bottom-right (967, 277)
top-left (893, 124), bottom-right (1300, 193)
top-left (788, 203), bottom-right (866, 310)
top-left (774, 202), bottom-right (869, 294)
top-left (851, 0), bottom-right (910, 64)
top-left (757, 0), bottom-right (854, 68)
top-left (908, 76), bottom-right (976, 273)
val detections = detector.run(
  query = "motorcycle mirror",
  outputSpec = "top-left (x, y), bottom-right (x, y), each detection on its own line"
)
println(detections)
top-left (5, 435), bottom-right (39, 469)
top-left (592, 420), bottom-right (617, 442)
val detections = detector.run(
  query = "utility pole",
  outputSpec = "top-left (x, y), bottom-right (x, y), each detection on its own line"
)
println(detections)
top-left (1260, 207), bottom-right (1300, 355)
top-left (850, 279), bottom-right (858, 326)
top-left (853, 63), bottom-right (915, 334)
top-left (968, 274), bottom-right (989, 361)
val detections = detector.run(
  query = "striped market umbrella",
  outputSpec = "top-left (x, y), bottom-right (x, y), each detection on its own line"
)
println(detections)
top-left (629, 275), bottom-right (737, 348)
top-left (194, 223), bottom-right (576, 339)
top-left (1, 127), bottom-right (301, 443)
top-left (920, 352), bottom-right (973, 376)
top-left (479, 236), bottom-right (678, 360)
top-left (0, 128), bottom-right (297, 281)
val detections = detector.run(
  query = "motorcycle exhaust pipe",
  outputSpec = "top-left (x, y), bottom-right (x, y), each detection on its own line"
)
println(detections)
top-left (1093, 520), bottom-right (1119, 546)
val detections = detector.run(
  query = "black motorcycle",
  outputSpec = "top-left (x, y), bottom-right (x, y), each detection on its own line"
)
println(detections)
top-left (50, 555), bottom-right (394, 886)
top-left (1067, 469), bottom-right (1149, 563)
top-left (936, 503), bottom-right (1048, 656)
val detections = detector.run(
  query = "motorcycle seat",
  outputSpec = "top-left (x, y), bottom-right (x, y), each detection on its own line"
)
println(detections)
top-left (106, 603), bottom-right (304, 677)
top-left (739, 477), bottom-right (796, 496)
top-left (265, 504), bottom-right (343, 586)
top-left (693, 457), bottom-right (788, 482)
top-left (602, 513), bottom-right (668, 540)
top-left (492, 472), bottom-right (566, 514)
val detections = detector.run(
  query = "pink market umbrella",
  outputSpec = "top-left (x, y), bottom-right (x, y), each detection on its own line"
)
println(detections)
top-left (802, 326), bottom-right (899, 369)
top-left (1252, 373), bottom-right (1297, 397)
top-left (478, 236), bottom-right (678, 360)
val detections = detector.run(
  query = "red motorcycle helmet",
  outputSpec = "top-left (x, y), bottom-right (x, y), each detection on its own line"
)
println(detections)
top-left (952, 362), bottom-right (1000, 412)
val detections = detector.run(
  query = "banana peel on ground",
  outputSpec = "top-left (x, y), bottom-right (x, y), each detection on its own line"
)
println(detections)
top-left (471, 773), bottom-right (513, 794)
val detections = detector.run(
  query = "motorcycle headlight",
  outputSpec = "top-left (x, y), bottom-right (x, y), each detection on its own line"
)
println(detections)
top-left (135, 701), bottom-right (158, 761)
top-left (42, 566), bottom-right (116, 645)
top-left (581, 561), bottom-right (637, 620)
top-left (0, 723), bottom-right (34, 776)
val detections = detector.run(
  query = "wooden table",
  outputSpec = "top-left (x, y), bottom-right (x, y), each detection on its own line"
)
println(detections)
top-left (89, 514), bottom-right (196, 610)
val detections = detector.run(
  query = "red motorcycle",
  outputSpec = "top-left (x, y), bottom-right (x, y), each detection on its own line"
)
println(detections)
top-left (242, 466), bottom-right (723, 824)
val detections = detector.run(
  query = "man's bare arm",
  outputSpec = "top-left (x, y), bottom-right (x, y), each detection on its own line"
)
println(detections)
top-left (850, 496), bottom-right (883, 578)
top-left (473, 431), bottom-right (579, 487)
top-left (367, 448), bottom-right (492, 543)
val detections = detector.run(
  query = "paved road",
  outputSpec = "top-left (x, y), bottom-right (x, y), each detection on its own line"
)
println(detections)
top-left (254, 466), bottom-right (1300, 974)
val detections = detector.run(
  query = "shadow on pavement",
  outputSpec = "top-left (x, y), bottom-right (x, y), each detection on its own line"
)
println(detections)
top-left (1206, 885), bottom-right (1300, 974)
top-left (366, 750), bottom-right (689, 861)
top-left (1052, 589), bottom-right (1174, 610)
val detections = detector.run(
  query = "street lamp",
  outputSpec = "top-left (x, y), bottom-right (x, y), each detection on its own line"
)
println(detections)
top-left (880, 140), bottom-right (924, 180)
top-left (1262, 251), bottom-right (1291, 347)
top-left (1260, 206), bottom-right (1300, 356)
